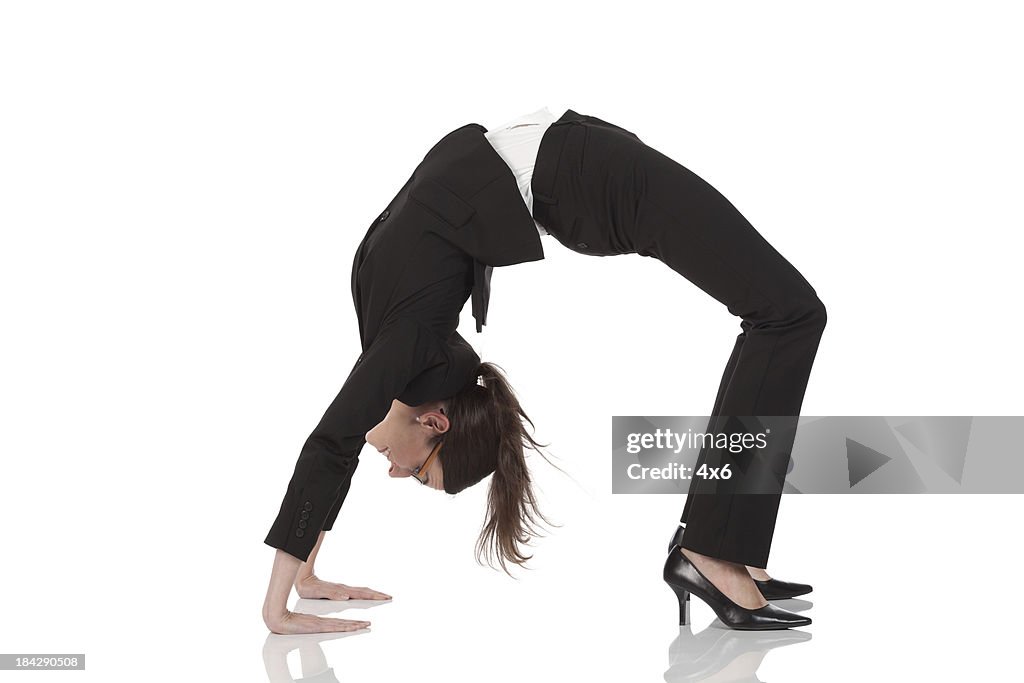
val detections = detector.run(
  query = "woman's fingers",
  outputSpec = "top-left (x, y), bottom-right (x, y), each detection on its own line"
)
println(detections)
top-left (295, 577), bottom-right (391, 601)
top-left (268, 610), bottom-right (370, 634)
top-left (342, 584), bottom-right (392, 600)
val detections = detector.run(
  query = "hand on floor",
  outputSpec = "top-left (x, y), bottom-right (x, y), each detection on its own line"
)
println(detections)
top-left (294, 574), bottom-right (392, 601)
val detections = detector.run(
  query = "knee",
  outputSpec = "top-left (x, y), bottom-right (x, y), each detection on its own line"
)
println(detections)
top-left (796, 296), bottom-right (827, 332)
top-left (762, 294), bottom-right (826, 332)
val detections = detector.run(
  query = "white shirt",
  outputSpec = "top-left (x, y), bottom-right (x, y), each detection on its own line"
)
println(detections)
top-left (483, 107), bottom-right (558, 237)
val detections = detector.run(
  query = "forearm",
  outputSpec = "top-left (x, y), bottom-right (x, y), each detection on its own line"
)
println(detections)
top-left (262, 549), bottom-right (302, 622)
top-left (262, 541), bottom-right (375, 633)
top-left (296, 530), bottom-right (328, 583)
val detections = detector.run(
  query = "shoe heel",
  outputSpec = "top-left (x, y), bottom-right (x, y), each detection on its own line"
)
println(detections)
top-left (669, 586), bottom-right (691, 625)
top-left (667, 526), bottom-right (686, 554)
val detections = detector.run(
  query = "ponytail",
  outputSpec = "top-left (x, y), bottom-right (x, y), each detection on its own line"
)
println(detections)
top-left (438, 362), bottom-right (564, 575)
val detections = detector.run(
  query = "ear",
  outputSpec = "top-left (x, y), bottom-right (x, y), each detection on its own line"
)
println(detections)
top-left (416, 411), bottom-right (450, 435)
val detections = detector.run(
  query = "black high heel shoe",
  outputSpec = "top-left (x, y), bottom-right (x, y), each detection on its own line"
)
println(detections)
top-left (664, 545), bottom-right (812, 631)
top-left (667, 527), bottom-right (813, 601)
top-left (754, 577), bottom-right (813, 600)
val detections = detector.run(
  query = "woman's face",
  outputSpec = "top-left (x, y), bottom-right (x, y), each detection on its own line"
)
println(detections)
top-left (365, 399), bottom-right (447, 490)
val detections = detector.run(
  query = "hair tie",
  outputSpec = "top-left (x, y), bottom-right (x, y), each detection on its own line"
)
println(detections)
top-left (476, 374), bottom-right (486, 387)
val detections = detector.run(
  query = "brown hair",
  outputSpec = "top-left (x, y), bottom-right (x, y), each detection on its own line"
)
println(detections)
top-left (433, 361), bottom-right (563, 575)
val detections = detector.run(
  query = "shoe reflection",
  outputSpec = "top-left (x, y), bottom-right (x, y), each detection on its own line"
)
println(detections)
top-left (261, 600), bottom-right (390, 682)
top-left (769, 598), bottom-right (813, 613)
top-left (665, 618), bottom-right (811, 682)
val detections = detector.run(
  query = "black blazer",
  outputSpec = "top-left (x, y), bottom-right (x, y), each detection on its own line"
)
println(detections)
top-left (341, 119), bottom-right (550, 434)
top-left (265, 120), bottom-right (546, 562)
top-left (352, 121), bottom-right (546, 348)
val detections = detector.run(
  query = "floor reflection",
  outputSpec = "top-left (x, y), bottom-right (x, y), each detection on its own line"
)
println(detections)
top-left (260, 597), bottom-right (812, 681)
top-left (291, 598), bottom-right (391, 617)
top-left (665, 600), bottom-right (813, 682)
top-left (261, 599), bottom-right (389, 682)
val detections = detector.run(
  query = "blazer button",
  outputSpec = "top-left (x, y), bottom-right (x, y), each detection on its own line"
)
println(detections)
top-left (298, 520), bottom-right (308, 529)
top-left (576, 242), bottom-right (589, 249)
top-left (295, 528), bottom-right (305, 538)
top-left (303, 501), bottom-right (313, 511)
top-left (300, 511), bottom-right (309, 520)
top-left (379, 209), bottom-right (390, 221)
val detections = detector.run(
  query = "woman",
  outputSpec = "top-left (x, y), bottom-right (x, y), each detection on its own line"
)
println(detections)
top-left (262, 107), bottom-right (825, 634)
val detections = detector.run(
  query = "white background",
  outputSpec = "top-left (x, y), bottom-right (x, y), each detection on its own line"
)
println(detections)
top-left (2, 1), bottom-right (1022, 680)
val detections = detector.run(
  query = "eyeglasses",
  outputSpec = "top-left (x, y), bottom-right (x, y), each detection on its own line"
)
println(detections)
top-left (412, 440), bottom-right (443, 486)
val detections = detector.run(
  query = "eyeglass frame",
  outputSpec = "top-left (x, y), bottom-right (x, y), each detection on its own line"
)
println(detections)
top-left (412, 440), bottom-right (443, 485)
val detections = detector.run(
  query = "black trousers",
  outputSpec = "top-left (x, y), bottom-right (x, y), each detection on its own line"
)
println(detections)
top-left (532, 110), bottom-right (827, 568)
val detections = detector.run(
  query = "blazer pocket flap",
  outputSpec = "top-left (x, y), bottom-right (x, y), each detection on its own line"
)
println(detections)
top-left (410, 178), bottom-right (475, 228)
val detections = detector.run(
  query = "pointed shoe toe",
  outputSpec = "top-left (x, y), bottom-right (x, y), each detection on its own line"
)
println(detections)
top-left (754, 577), bottom-right (813, 600)
top-left (739, 602), bottom-right (812, 630)
top-left (663, 545), bottom-right (813, 631)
